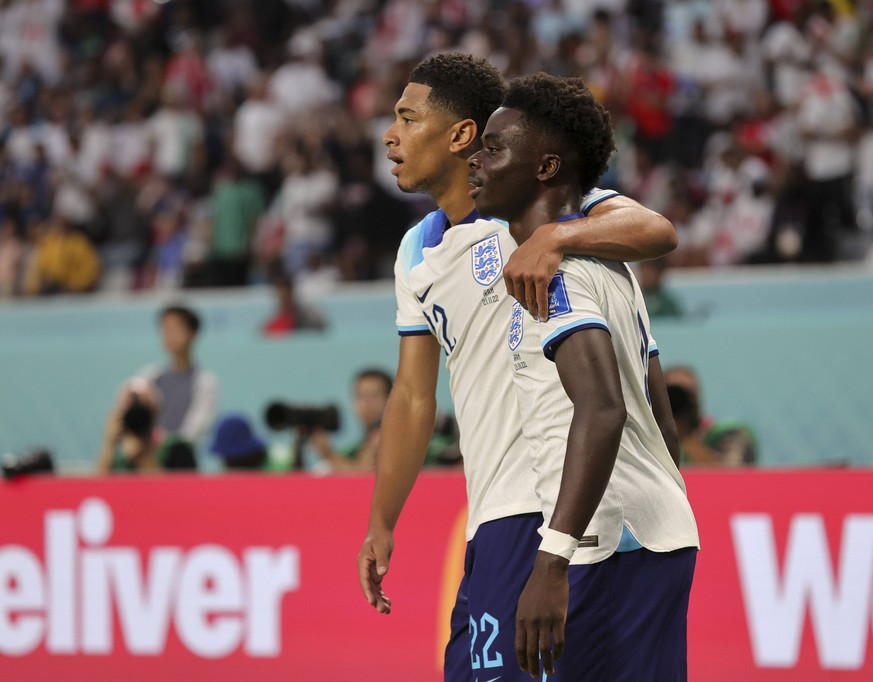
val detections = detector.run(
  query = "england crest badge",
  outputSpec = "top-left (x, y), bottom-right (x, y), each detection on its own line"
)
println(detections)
top-left (509, 301), bottom-right (524, 351)
top-left (471, 233), bottom-right (503, 286)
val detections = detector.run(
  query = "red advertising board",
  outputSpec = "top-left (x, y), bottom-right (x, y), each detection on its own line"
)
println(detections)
top-left (1, 470), bottom-right (872, 681)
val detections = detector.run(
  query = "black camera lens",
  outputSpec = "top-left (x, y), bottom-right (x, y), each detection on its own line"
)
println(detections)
top-left (2, 449), bottom-right (54, 479)
top-left (265, 402), bottom-right (341, 432)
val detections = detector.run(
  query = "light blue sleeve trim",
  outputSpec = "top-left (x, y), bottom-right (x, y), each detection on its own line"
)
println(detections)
top-left (580, 188), bottom-right (619, 215)
top-left (615, 526), bottom-right (643, 552)
top-left (398, 324), bottom-right (430, 336)
top-left (542, 317), bottom-right (610, 361)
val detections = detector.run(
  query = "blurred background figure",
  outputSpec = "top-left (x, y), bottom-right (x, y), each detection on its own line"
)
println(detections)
top-left (22, 214), bottom-right (100, 295)
top-left (308, 368), bottom-right (460, 472)
top-left (209, 412), bottom-right (290, 472)
top-left (664, 365), bottom-right (758, 466)
top-left (96, 378), bottom-right (196, 474)
top-left (261, 267), bottom-right (326, 337)
top-left (638, 257), bottom-right (683, 318)
top-left (136, 304), bottom-right (219, 453)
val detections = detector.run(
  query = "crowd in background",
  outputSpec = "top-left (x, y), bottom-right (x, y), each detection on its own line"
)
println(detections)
top-left (0, 0), bottom-right (872, 300)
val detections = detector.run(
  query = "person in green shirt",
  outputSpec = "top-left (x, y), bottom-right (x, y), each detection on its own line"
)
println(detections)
top-left (206, 160), bottom-right (265, 286)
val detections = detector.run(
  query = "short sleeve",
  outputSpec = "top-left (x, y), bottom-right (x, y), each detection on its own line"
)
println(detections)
top-left (540, 260), bottom-right (609, 361)
top-left (580, 187), bottom-right (620, 215)
top-left (394, 228), bottom-right (431, 337)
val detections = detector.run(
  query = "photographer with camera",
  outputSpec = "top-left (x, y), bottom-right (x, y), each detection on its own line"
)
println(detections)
top-left (96, 379), bottom-right (196, 473)
top-left (307, 369), bottom-right (390, 472)
top-left (265, 368), bottom-right (460, 473)
top-left (665, 365), bottom-right (757, 466)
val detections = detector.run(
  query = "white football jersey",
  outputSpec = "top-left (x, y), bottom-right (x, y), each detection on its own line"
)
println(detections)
top-left (508, 253), bottom-right (700, 562)
top-left (394, 190), bottom-right (618, 540)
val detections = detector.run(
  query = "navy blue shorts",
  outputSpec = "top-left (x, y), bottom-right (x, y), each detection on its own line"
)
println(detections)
top-left (444, 513), bottom-right (544, 681)
top-left (443, 513), bottom-right (696, 681)
top-left (556, 546), bottom-right (697, 681)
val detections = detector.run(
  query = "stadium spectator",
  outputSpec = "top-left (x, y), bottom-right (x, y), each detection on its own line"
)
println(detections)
top-left (232, 73), bottom-right (285, 197)
top-left (261, 268), bottom-right (326, 337)
top-left (795, 59), bottom-right (860, 262)
top-left (638, 257), bottom-right (682, 318)
top-left (1, 0), bottom-right (872, 295)
top-left (664, 365), bottom-right (757, 466)
top-left (147, 84), bottom-right (204, 184)
top-left (203, 160), bottom-right (264, 286)
top-left (0, 216), bottom-right (24, 296)
top-left (22, 214), bottom-right (100, 295)
top-left (135, 304), bottom-right (219, 448)
top-left (209, 412), bottom-right (292, 471)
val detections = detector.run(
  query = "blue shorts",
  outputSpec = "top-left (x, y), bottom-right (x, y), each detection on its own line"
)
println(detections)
top-left (444, 514), bottom-right (697, 681)
top-left (444, 513), bottom-right (543, 682)
top-left (556, 546), bottom-right (697, 681)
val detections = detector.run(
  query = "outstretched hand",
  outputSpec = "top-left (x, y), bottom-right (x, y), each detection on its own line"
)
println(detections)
top-left (503, 222), bottom-right (563, 322)
top-left (357, 529), bottom-right (394, 614)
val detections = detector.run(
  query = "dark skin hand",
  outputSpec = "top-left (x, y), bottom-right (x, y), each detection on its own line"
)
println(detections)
top-left (503, 195), bottom-right (677, 322)
top-left (515, 328), bottom-right (627, 678)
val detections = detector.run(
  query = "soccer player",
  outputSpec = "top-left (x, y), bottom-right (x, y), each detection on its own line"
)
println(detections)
top-left (356, 54), bottom-right (677, 680)
top-left (468, 73), bottom-right (699, 679)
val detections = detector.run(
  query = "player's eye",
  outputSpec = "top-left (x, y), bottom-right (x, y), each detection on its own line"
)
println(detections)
top-left (486, 146), bottom-right (499, 154)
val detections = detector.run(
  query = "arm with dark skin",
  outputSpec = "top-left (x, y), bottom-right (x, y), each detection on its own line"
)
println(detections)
top-left (515, 329), bottom-right (627, 678)
top-left (357, 333), bottom-right (442, 614)
top-left (503, 195), bottom-right (677, 321)
top-left (647, 356), bottom-right (680, 468)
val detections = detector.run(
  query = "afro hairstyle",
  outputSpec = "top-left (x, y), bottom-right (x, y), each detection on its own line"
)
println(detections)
top-left (502, 73), bottom-right (615, 195)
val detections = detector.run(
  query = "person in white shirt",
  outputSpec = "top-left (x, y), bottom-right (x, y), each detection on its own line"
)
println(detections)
top-left (468, 72), bottom-right (698, 680)
top-left (796, 62), bottom-right (860, 261)
top-left (147, 84), bottom-right (204, 182)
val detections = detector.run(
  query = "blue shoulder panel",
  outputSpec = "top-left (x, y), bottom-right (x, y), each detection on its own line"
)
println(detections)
top-left (400, 209), bottom-right (448, 277)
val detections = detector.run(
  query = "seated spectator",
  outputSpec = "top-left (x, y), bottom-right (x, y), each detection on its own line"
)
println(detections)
top-left (136, 304), bottom-right (219, 447)
top-left (209, 412), bottom-right (291, 471)
top-left (22, 215), bottom-right (100, 295)
top-left (96, 378), bottom-right (197, 473)
top-left (664, 365), bottom-right (757, 466)
top-left (261, 268), bottom-right (326, 337)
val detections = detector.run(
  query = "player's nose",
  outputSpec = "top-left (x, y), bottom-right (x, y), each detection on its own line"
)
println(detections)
top-left (468, 151), bottom-right (482, 169)
top-left (382, 122), bottom-right (398, 148)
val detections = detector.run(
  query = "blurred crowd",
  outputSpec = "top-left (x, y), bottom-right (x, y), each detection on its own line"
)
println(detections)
top-left (0, 0), bottom-right (872, 301)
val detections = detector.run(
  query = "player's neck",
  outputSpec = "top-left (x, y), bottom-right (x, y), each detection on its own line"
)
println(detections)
top-left (431, 162), bottom-right (477, 226)
top-left (509, 189), bottom-right (582, 245)
top-left (435, 185), bottom-right (476, 227)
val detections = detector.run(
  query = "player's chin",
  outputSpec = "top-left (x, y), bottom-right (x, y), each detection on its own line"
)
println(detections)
top-left (472, 193), bottom-right (495, 216)
top-left (396, 175), bottom-right (423, 194)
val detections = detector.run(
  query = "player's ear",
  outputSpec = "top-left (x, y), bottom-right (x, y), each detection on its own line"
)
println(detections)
top-left (448, 118), bottom-right (477, 154)
top-left (537, 153), bottom-right (561, 182)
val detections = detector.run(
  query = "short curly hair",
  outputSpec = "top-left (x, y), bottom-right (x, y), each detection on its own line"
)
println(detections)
top-left (409, 53), bottom-right (505, 141)
top-left (503, 73), bottom-right (615, 194)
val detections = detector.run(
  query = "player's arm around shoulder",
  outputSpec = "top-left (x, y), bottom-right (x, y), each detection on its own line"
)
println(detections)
top-left (357, 332), bottom-right (441, 614)
top-left (503, 192), bottom-right (677, 321)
